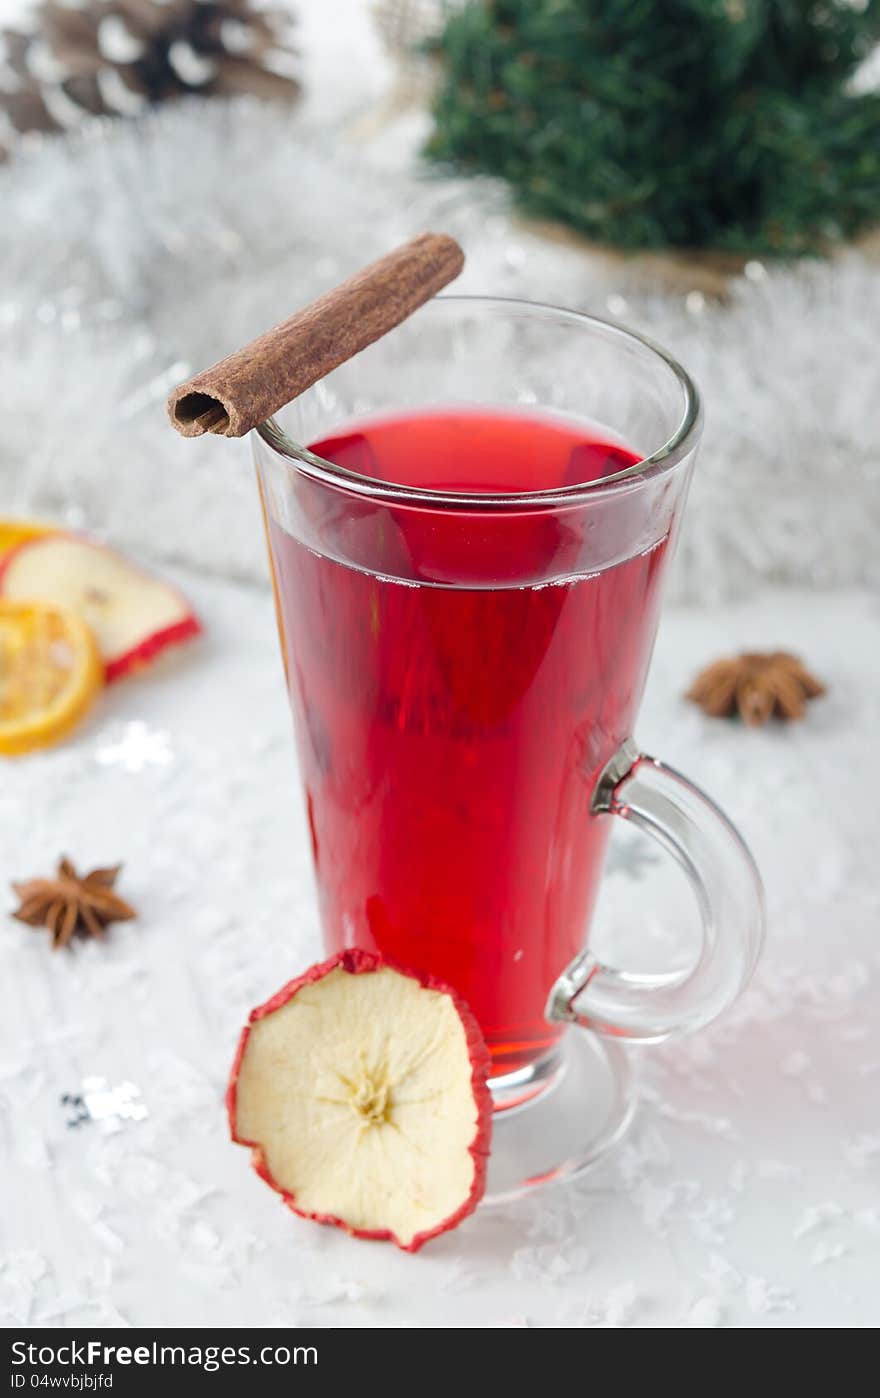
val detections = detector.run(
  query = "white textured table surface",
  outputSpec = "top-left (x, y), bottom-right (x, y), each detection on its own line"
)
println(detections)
top-left (2, 572), bottom-right (878, 1329)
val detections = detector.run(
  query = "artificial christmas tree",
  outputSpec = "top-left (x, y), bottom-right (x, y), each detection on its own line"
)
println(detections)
top-left (426, 0), bottom-right (880, 257)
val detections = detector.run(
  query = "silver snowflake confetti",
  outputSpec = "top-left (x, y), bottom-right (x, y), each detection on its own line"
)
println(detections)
top-left (61, 1078), bottom-right (148, 1133)
top-left (95, 722), bottom-right (174, 774)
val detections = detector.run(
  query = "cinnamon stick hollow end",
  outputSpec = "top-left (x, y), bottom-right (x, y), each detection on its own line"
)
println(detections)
top-left (169, 392), bottom-right (232, 438)
top-left (166, 232), bottom-right (465, 440)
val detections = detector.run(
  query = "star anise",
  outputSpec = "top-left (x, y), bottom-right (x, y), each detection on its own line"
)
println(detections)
top-left (11, 858), bottom-right (136, 949)
top-left (686, 651), bottom-right (826, 725)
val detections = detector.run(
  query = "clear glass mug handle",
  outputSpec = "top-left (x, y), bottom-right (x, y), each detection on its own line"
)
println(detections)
top-left (546, 740), bottom-right (765, 1043)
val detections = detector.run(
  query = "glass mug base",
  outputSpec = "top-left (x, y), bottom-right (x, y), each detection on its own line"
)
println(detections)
top-left (483, 1029), bottom-right (634, 1205)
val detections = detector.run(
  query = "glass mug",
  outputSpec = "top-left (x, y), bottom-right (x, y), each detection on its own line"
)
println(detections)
top-left (253, 297), bottom-right (764, 1199)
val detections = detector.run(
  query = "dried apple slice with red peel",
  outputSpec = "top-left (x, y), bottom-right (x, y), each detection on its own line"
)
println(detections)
top-left (228, 949), bottom-right (492, 1252)
top-left (0, 534), bottom-right (200, 682)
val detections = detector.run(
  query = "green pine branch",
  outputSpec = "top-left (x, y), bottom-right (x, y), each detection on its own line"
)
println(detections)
top-left (425, 0), bottom-right (880, 255)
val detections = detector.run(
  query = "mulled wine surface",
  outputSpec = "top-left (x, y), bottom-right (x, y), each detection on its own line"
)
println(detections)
top-left (268, 410), bottom-right (668, 1078)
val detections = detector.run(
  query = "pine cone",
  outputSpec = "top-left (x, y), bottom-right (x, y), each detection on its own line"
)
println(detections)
top-left (0, 0), bottom-right (300, 156)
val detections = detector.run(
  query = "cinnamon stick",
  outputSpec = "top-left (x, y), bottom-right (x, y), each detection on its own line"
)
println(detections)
top-left (167, 233), bottom-right (464, 439)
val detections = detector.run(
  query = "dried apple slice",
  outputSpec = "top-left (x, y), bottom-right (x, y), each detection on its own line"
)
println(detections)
top-left (228, 949), bottom-right (492, 1252)
top-left (0, 534), bottom-right (200, 682)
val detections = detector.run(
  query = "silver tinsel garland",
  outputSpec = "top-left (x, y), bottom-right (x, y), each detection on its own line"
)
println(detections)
top-left (1, 97), bottom-right (879, 601)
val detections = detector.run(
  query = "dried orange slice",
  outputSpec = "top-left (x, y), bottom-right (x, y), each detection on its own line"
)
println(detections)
top-left (0, 601), bottom-right (103, 756)
top-left (0, 519), bottom-right (53, 561)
